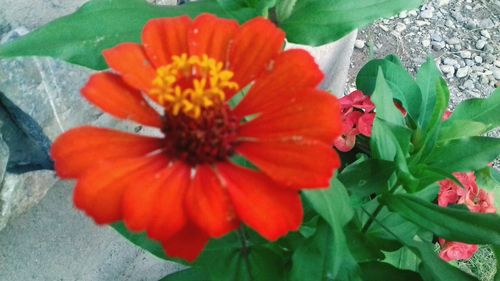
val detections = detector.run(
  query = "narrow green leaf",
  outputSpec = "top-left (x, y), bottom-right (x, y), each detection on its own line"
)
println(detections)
top-left (425, 136), bottom-right (500, 173)
top-left (356, 56), bottom-right (422, 121)
top-left (438, 120), bottom-right (488, 143)
top-left (445, 88), bottom-right (500, 131)
top-left (383, 193), bottom-right (500, 246)
top-left (370, 69), bottom-right (405, 125)
top-left (0, 0), bottom-right (232, 70)
top-left (345, 222), bottom-right (385, 263)
top-left (275, 0), bottom-right (298, 22)
top-left (160, 268), bottom-right (209, 281)
top-left (416, 57), bottom-right (441, 129)
top-left (359, 261), bottom-right (423, 281)
top-left (383, 246), bottom-right (420, 272)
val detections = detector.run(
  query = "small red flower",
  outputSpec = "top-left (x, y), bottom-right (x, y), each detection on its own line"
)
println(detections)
top-left (438, 238), bottom-right (478, 262)
top-left (51, 14), bottom-right (342, 261)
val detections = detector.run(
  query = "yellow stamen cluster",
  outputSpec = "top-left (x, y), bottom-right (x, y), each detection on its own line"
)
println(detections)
top-left (149, 54), bottom-right (239, 119)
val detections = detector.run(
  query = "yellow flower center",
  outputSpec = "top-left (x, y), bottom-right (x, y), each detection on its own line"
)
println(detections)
top-left (149, 54), bottom-right (239, 119)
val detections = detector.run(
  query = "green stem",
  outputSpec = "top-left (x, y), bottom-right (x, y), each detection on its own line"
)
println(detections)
top-left (237, 227), bottom-right (254, 281)
top-left (361, 185), bottom-right (399, 233)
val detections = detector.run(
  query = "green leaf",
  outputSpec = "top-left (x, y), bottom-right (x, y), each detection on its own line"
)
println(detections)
top-left (279, 0), bottom-right (422, 46)
top-left (338, 159), bottom-right (396, 199)
top-left (0, 0), bottom-right (233, 70)
top-left (345, 221), bottom-right (385, 263)
top-left (438, 120), bottom-right (488, 143)
top-left (383, 193), bottom-right (500, 246)
top-left (111, 222), bottom-right (186, 264)
top-left (302, 178), bottom-right (360, 280)
top-left (359, 261), bottom-right (423, 281)
top-left (371, 118), bottom-right (412, 162)
top-left (445, 88), bottom-right (500, 131)
top-left (475, 166), bottom-right (500, 191)
top-left (416, 57), bottom-right (441, 129)
top-left (370, 69), bottom-right (405, 125)
top-left (216, 0), bottom-right (276, 19)
top-left (493, 247), bottom-right (500, 281)
top-left (275, 0), bottom-right (298, 22)
top-left (160, 268), bottom-right (209, 281)
top-left (383, 246), bottom-right (420, 272)
top-left (424, 136), bottom-right (500, 173)
top-left (356, 56), bottom-right (422, 121)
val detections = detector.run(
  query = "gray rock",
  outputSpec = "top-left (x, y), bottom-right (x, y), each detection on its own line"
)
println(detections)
top-left (456, 66), bottom-right (470, 78)
top-left (432, 41), bottom-right (446, 51)
top-left (354, 39), bottom-right (366, 49)
top-left (480, 30), bottom-right (491, 39)
top-left (420, 9), bottom-right (433, 19)
top-left (478, 18), bottom-right (495, 29)
top-left (495, 61), bottom-right (500, 68)
top-left (0, 170), bottom-right (57, 231)
top-left (475, 39), bottom-right (487, 49)
top-left (474, 56), bottom-right (483, 64)
top-left (446, 37), bottom-right (460, 45)
top-left (464, 79), bottom-right (475, 89)
top-left (443, 58), bottom-right (458, 66)
top-left (399, 11), bottom-right (408, 18)
top-left (0, 134), bottom-right (8, 185)
top-left (422, 39), bottom-right (431, 47)
top-left (395, 23), bottom-right (406, 33)
top-left (440, 64), bottom-right (455, 75)
top-left (494, 68), bottom-right (500, 80)
top-left (460, 50), bottom-right (472, 59)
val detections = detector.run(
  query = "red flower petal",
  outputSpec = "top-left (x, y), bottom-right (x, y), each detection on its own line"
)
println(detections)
top-left (122, 164), bottom-right (173, 232)
top-left (51, 127), bottom-right (164, 178)
top-left (147, 162), bottom-right (190, 241)
top-left (73, 154), bottom-right (167, 224)
top-left (227, 17), bottom-right (285, 98)
top-left (186, 165), bottom-right (239, 237)
top-left (357, 113), bottom-right (375, 137)
top-left (103, 43), bottom-right (156, 92)
top-left (238, 90), bottom-right (341, 144)
top-left (233, 49), bottom-right (323, 118)
top-left (217, 163), bottom-right (303, 241)
top-left (334, 132), bottom-right (357, 152)
top-left (161, 222), bottom-right (210, 262)
top-left (237, 140), bottom-right (339, 188)
top-left (142, 16), bottom-right (191, 68)
top-left (188, 14), bottom-right (238, 62)
top-left (82, 72), bottom-right (163, 127)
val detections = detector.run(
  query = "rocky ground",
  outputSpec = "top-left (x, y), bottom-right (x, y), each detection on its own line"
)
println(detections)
top-left (348, 0), bottom-right (499, 110)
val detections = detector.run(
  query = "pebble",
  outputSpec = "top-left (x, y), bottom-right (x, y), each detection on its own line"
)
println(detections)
top-left (464, 79), bottom-right (475, 89)
top-left (446, 37), bottom-right (460, 45)
top-left (354, 39), bottom-right (365, 49)
top-left (399, 11), bottom-right (408, 18)
top-left (379, 24), bottom-right (389, 31)
top-left (421, 9), bottom-right (433, 19)
top-left (465, 59), bottom-right (475, 66)
top-left (432, 41), bottom-right (446, 51)
top-left (475, 39), bottom-right (487, 49)
top-left (478, 18), bottom-right (494, 29)
top-left (443, 58), bottom-right (458, 66)
top-left (494, 69), bottom-right (500, 80)
top-left (416, 20), bottom-right (430, 26)
top-left (485, 54), bottom-right (495, 64)
top-left (445, 19), bottom-right (455, 28)
top-left (422, 39), bottom-right (431, 47)
top-left (474, 56), bottom-right (483, 64)
top-left (456, 66), bottom-right (470, 78)
top-left (395, 23), bottom-right (406, 32)
top-left (408, 10), bottom-right (418, 17)
top-left (494, 61), bottom-right (500, 68)
top-left (480, 30), bottom-right (491, 39)
top-left (440, 65), bottom-right (455, 74)
top-left (460, 50), bottom-right (472, 59)
top-left (437, 0), bottom-right (450, 6)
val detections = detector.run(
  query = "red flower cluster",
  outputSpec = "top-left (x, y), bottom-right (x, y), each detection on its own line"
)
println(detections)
top-left (334, 90), bottom-right (375, 152)
top-left (51, 14), bottom-right (342, 261)
top-left (437, 172), bottom-right (496, 261)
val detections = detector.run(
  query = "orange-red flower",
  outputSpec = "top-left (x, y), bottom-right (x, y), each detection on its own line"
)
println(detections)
top-left (51, 14), bottom-right (342, 262)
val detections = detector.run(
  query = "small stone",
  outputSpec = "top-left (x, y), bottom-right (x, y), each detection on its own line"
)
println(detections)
top-left (485, 54), bottom-right (495, 64)
top-left (395, 23), bottom-right (406, 32)
top-left (354, 39), bottom-right (365, 49)
top-left (440, 65), bottom-right (455, 74)
top-left (437, 0), bottom-right (450, 6)
top-left (431, 33), bottom-right (443, 42)
top-left (494, 68), bottom-right (500, 80)
top-left (476, 39), bottom-right (487, 49)
top-left (460, 50), bottom-right (472, 59)
top-left (445, 19), bottom-right (455, 27)
top-left (420, 9), bottom-right (433, 18)
top-left (399, 11), bottom-right (408, 18)
top-left (474, 56), bottom-right (483, 63)
top-left (379, 24), bottom-right (389, 31)
top-left (416, 20), bottom-right (430, 26)
top-left (408, 10), bottom-right (418, 17)
top-left (446, 37), bottom-right (460, 45)
top-left (480, 30), bottom-right (491, 39)
top-left (494, 60), bottom-right (500, 68)
top-left (432, 41), bottom-right (446, 51)
top-left (456, 66), bottom-right (470, 78)
top-left (422, 39), bottom-right (431, 47)
top-left (463, 79), bottom-right (475, 89)
top-left (466, 20), bottom-right (477, 29)
top-left (443, 58), bottom-right (458, 66)
top-left (478, 18), bottom-right (494, 29)
top-left (465, 59), bottom-right (475, 66)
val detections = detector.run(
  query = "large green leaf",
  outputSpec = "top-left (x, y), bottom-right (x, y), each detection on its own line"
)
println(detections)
top-left (0, 0), bottom-right (235, 70)
top-left (383, 246), bottom-right (420, 272)
top-left (424, 136), bottom-right (500, 173)
top-left (160, 268), bottom-right (209, 281)
top-left (383, 193), bottom-right (500, 246)
top-left (445, 88), bottom-right (500, 131)
top-left (359, 261), bottom-right (423, 281)
top-left (356, 56), bottom-right (422, 121)
top-left (302, 178), bottom-right (360, 280)
top-left (437, 120), bottom-right (488, 143)
top-left (345, 222), bottom-right (385, 263)
top-left (416, 57), bottom-right (441, 129)
top-left (370, 69), bottom-right (405, 125)
top-left (278, 0), bottom-right (422, 46)
top-left (216, 0), bottom-right (276, 19)
top-left (338, 159), bottom-right (396, 199)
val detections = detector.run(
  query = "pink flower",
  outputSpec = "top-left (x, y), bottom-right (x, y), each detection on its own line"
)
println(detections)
top-left (438, 172), bottom-right (478, 207)
top-left (438, 238), bottom-right (478, 262)
top-left (339, 90), bottom-right (375, 112)
top-left (464, 189), bottom-right (497, 214)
